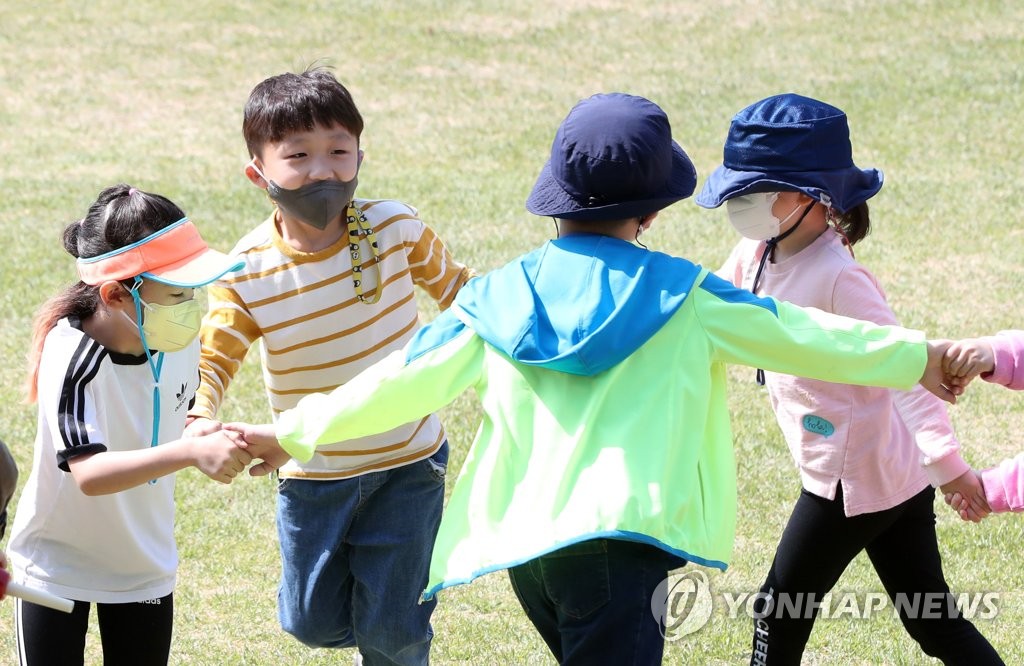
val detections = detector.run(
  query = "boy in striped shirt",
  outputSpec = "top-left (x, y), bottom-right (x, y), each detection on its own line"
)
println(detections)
top-left (187, 66), bottom-right (473, 664)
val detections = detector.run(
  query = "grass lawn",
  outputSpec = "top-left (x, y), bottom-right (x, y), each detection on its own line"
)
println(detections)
top-left (2, 1), bottom-right (1023, 663)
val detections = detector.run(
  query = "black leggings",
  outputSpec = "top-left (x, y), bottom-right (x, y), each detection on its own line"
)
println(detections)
top-left (15, 593), bottom-right (173, 666)
top-left (750, 486), bottom-right (1002, 665)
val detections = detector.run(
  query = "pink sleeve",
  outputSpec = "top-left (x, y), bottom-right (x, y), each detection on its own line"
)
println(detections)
top-left (715, 242), bottom-right (746, 286)
top-left (982, 330), bottom-right (1024, 390)
top-left (833, 265), bottom-right (967, 486)
top-left (982, 453), bottom-right (1024, 512)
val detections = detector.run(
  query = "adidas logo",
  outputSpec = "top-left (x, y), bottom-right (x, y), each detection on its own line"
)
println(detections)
top-left (174, 382), bottom-right (190, 412)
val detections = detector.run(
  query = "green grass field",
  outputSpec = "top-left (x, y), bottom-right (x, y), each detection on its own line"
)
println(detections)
top-left (2, 1), bottom-right (1023, 663)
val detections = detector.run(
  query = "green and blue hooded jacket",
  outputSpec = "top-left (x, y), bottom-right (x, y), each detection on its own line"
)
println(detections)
top-left (275, 233), bottom-right (927, 599)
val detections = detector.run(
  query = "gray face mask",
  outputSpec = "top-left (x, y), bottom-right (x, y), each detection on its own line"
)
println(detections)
top-left (250, 162), bottom-right (357, 230)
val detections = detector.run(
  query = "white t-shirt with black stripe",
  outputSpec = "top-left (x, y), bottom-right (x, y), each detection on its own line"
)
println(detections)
top-left (8, 317), bottom-right (199, 603)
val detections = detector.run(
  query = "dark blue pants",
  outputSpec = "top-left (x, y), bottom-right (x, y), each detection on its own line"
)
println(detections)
top-left (508, 538), bottom-right (686, 665)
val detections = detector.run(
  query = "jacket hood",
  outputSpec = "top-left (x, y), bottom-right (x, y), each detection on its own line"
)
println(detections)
top-left (451, 234), bottom-right (702, 376)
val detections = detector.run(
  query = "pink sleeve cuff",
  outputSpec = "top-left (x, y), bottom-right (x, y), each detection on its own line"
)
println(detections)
top-left (981, 453), bottom-right (1024, 513)
top-left (982, 466), bottom-right (1012, 513)
top-left (924, 451), bottom-right (970, 488)
top-left (982, 332), bottom-right (1024, 390)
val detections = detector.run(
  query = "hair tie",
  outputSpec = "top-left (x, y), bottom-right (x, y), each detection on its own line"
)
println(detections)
top-left (128, 187), bottom-right (138, 196)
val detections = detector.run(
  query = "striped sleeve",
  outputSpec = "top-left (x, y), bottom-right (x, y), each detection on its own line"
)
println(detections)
top-left (406, 223), bottom-right (474, 310)
top-left (193, 282), bottom-right (262, 419)
top-left (55, 336), bottom-right (108, 471)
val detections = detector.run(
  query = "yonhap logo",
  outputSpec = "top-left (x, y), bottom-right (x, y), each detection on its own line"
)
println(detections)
top-left (652, 570), bottom-right (714, 640)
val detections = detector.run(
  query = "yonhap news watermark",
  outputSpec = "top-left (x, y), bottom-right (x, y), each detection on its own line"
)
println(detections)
top-left (651, 571), bottom-right (1000, 641)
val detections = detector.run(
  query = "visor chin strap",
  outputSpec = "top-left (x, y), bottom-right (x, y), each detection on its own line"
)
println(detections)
top-left (752, 201), bottom-right (815, 386)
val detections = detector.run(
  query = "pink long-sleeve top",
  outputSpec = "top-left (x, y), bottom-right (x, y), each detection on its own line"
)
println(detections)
top-left (719, 229), bottom-right (968, 516)
top-left (978, 330), bottom-right (1024, 512)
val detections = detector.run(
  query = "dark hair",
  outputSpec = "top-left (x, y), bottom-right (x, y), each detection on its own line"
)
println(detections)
top-left (243, 65), bottom-right (364, 158)
top-left (25, 184), bottom-right (185, 402)
top-left (832, 201), bottom-right (871, 246)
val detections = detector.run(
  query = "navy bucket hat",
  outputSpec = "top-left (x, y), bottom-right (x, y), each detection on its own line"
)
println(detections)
top-left (527, 93), bottom-right (697, 221)
top-left (695, 93), bottom-right (882, 213)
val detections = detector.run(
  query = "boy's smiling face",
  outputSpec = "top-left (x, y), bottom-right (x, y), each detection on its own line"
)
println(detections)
top-left (247, 122), bottom-right (361, 192)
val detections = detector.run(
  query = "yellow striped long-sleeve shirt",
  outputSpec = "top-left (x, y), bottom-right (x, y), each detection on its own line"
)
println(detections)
top-left (192, 199), bottom-right (474, 479)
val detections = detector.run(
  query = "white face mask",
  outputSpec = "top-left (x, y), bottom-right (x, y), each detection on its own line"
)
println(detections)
top-left (726, 192), bottom-right (803, 241)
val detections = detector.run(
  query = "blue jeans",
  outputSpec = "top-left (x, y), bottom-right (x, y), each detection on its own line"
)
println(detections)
top-left (276, 443), bottom-right (447, 666)
top-left (508, 538), bottom-right (687, 665)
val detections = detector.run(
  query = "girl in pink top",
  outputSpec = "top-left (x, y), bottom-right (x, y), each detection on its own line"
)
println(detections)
top-left (697, 94), bottom-right (1002, 665)
top-left (945, 331), bottom-right (1024, 514)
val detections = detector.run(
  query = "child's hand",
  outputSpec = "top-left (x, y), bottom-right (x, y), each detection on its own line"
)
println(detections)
top-left (922, 340), bottom-right (959, 403)
top-left (943, 338), bottom-right (995, 388)
top-left (224, 423), bottom-right (291, 477)
top-left (184, 416), bottom-right (223, 438)
top-left (941, 470), bottom-right (990, 523)
top-left (0, 550), bottom-right (7, 571)
top-left (191, 429), bottom-right (253, 484)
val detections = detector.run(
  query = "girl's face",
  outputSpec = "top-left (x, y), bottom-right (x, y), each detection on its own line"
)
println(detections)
top-left (92, 279), bottom-right (198, 355)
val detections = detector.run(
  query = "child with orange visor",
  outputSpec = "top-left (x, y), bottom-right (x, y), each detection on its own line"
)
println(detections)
top-left (5, 184), bottom-right (253, 665)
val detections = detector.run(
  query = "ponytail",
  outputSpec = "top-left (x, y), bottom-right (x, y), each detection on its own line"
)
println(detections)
top-left (24, 183), bottom-right (184, 402)
top-left (24, 283), bottom-right (100, 403)
top-left (832, 202), bottom-right (871, 247)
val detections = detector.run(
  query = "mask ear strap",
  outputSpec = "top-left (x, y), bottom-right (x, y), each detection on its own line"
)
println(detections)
top-left (124, 277), bottom-right (165, 456)
top-left (248, 159), bottom-right (266, 180)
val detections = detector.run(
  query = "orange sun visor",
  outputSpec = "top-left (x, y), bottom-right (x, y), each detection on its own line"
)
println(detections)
top-left (77, 217), bottom-right (242, 287)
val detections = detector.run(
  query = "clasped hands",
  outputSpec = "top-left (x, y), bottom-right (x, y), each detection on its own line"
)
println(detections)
top-left (183, 419), bottom-right (288, 482)
top-left (925, 338), bottom-right (996, 524)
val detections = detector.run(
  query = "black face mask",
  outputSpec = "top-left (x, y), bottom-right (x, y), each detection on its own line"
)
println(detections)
top-left (250, 161), bottom-right (359, 230)
top-left (266, 176), bottom-right (358, 231)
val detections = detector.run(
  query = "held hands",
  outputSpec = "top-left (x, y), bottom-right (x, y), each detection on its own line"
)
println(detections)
top-left (191, 429), bottom-right (252, 484)
top-left (940, 470), bottom-right (991, 523)
top-left (189, 421), bottom-right (290, 483)
top-left (942, 338), bottom-right (995, 390)
top-left (223, 423), bottom-right (291, 477)
top-left (923, 337), bottom-right (997, 402)
top-left (927, 336), bottom-right (999, 523)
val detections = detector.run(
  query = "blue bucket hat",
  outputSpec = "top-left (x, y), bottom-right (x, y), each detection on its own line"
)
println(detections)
top-left (695, 93), bottom-right (882, 213)
top-left (526, 93), bottom-right (697, 221)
